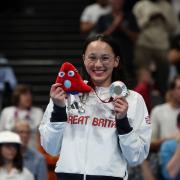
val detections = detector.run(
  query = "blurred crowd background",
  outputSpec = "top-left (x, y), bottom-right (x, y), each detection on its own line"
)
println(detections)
top-left (0, 0), bottom-right (180, 180)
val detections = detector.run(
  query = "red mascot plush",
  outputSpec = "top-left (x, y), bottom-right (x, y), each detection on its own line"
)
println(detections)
top-left (56, 62), bottom-right (92, 94)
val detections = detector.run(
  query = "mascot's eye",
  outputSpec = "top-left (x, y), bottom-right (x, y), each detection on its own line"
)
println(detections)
top-left (68, 70), bottom-right (75, 77)
top-left (58, 72), bottom-right (65, 77)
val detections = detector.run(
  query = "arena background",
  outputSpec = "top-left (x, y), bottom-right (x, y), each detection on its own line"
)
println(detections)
top-left (0, 0), bottom-right (140, 109)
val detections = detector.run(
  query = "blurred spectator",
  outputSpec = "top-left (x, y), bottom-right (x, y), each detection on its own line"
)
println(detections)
top-left (151, 75), bottom-right (180, 152)
top-left (133, 0), bottom-right (180, 95)
top-left (80, 0), bottom-right (111, 35)
top-left (160, 113), bottom-right (180, 180)
top-left (37, 145), bottom-right (58, 180)
top-left (136, 76), bottom-right (180, 180)
top-left (14, 121), bottom-right (48, 180)
top-left (95, 0), bottom-right (139, 78)
top-left (168, 34), bottom-right (180, 80)
top-left (37, 131), bottom-right (58, 180)
top-left (0, 85), bottom-right (43, 148)
top-left (129, 68), bottom-right (156, 180)
top-left (0, 131), bottom-right (34, 180)
top-left (134, 68), bottom-right (153, 112)
top-left (0, 55), bottom-right (17, 109)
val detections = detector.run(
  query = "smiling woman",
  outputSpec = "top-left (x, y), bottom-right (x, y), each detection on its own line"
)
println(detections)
top-left (83, 40), bottom-right (119, 87)
top-left (82, 34), bottom-right (127, 88)
top-left (39, 34), bottom-right (152, 180)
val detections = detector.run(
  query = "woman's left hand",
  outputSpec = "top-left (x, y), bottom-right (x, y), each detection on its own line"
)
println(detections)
top-left (112, 96), bottom-right (128, 119)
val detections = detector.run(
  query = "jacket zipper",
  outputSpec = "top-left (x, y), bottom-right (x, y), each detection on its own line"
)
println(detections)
top-left (83, 107), bottom-right (93, 180)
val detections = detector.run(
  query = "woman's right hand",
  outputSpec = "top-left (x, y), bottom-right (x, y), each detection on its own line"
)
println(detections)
top-left (50, 83), bottom-right (66, 107)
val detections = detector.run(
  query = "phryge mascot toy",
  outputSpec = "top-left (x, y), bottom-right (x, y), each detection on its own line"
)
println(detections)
top-left (55, 62), bottom-right (92, 113)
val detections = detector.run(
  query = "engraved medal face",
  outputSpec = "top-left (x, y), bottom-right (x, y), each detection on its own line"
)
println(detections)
top-left (109, 81), bottom-right (128, 98)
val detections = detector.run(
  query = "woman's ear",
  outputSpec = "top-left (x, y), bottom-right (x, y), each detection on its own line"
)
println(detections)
top-left (114, 56), bottom-right (120, 67)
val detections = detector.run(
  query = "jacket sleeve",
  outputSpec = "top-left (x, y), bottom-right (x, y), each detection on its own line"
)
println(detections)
top-left (118, 93), bottom-right (152, 166)
top-left (39, 99), bottom-right (67, 156)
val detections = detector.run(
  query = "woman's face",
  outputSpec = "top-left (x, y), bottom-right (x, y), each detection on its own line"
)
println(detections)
top-left (1, 144), bottom-right (17, 161)
top-left (19, 91), bottom-right (32, 109)
top-left (84, 41), bottom-right (119, 87)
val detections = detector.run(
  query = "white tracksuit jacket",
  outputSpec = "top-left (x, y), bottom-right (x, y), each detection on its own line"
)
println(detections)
top-left (39, 87), bottom-right (152, 180)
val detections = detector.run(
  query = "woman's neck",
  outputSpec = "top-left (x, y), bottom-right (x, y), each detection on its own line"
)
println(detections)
top-left (17, 105), bottom-right (26, 110)
top-left (17, 105), bottom-right (30, 110)
top-left (170, 100), bottom-right (180, 109)
top-left (93, 81), bottom-right (112, 88)
top-left (95, 84), bottom-right (111, 88)
top-left (4, 161), bottom-right (13, 173)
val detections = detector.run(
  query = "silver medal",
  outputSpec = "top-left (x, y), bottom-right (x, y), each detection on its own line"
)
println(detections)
top-left (109, 81), bottom-right (128, 98)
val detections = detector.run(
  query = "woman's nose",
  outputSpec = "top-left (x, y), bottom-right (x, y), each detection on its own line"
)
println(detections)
top-left (94, 58), bottom-right (103, 67)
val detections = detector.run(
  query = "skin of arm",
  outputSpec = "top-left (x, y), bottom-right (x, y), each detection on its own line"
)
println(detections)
top-left (167, 139), bottom-right (180, 178)
top-left (150, 138), bottom-right (165, 152)
top-left (119, 25), bottom-right (139, 43)
top-left (80, 21), bottom-right (95, 34)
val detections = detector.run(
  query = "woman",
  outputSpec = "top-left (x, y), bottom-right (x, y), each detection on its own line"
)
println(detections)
top-left (0, 85), bottom-right (43, 147)
top-left (39, 34), bottom-right (152, 180)
top-left (0, 131), bottom-right (34, 180)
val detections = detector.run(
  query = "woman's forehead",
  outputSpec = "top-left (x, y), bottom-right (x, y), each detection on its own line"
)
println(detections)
top-left (85, 41), bottom-right (114, 54)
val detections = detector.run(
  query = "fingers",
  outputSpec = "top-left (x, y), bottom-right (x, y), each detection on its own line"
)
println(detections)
top-left (113, 103), bottom-right (128, 113)
top-left (50, 84), bottom-right (66, 99)
top-left (50, 84), bottom-right (63, 96)
top-left (50, 83), bottom-right (62, 93)
top-left (50, 84), bottom-right (66, 107)
top-left (113, 96), bottom-right (128, 107)
top-left (51, 89), bottom-right (65, 98)
top-left (112, 96), bottom-right (128, 119)
top-left (54, 90), bottom-right (65, 99)
top-left (113, 103), bottom-right (126, 111)
top-left (113, 96), bottom-right (126, 102)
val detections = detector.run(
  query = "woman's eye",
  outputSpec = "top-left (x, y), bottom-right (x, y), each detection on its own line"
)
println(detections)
top-left (102, 57), bottom-right (109, 61)
top-left (58, 71), bottom-right (65, 77)
top-left (68, 70), bottom-right (75, 77)
top-left (89, 56), bottom-right (96, 60)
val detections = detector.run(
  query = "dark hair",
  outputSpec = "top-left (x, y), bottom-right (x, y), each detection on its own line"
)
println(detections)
top-left (169, 75), bottom-right (180, 90)
top-left (0, 143), bottom-right (23, 172)
top-left (81, 34), bottom-right (128, 88)
top-left (177, 113), bottom-right (180, 125)
top-left (12, 84), bottom-right (32, 106)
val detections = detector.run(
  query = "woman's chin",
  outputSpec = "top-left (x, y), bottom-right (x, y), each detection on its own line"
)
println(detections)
top-left (92, 78), bottom-right (110, 87)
